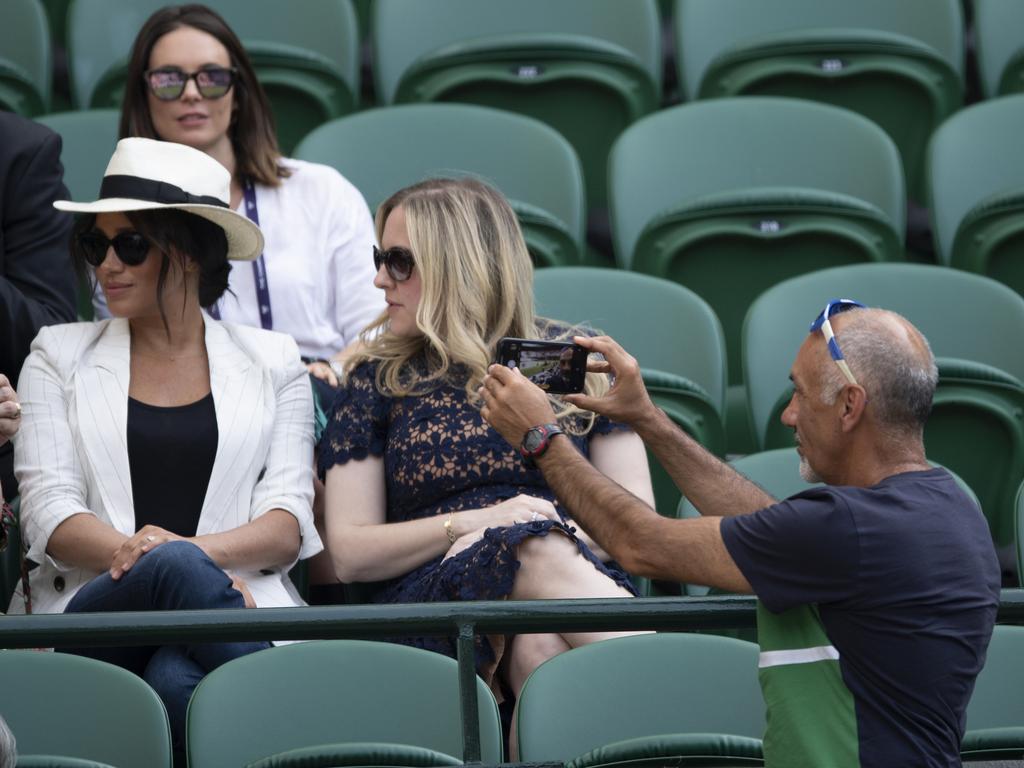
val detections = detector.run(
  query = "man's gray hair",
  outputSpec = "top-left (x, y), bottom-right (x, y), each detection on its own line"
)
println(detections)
top-left (0, 715), bottom-right (15, 768)
top-left (820, 308), bottom-right (938, 434)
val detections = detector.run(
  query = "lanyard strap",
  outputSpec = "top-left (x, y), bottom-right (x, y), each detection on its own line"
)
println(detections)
top-left (209, 179), bottom-right (273, 329)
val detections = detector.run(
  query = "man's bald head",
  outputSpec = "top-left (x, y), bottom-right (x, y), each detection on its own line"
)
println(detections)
top-left (817, 308), bottom-right (938, 436)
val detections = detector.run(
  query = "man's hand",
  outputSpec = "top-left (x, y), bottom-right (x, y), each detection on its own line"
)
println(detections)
top-left (563, 336), bottom-right (660, 429)
top-left (0, 374), bottom-right (21, 447)
top-left (479, 364), bottom-right (558, 447)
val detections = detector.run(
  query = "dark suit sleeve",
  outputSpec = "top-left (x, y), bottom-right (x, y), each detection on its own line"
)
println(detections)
top-left (0, 122), bottom-right (77, 388)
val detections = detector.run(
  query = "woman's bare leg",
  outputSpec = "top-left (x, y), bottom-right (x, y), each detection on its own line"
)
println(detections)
top-left (509, 532), bottom-right (647, 648)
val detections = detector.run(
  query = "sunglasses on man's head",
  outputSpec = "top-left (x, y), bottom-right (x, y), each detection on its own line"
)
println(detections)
top-left (77, 230), bottom-right (152, 267)
top-left (145, 66), bottom-right (237, 101)
top-left (373, 245), bottom-right (415, 282)
top-left (809, 298), bottom-right (867, 387)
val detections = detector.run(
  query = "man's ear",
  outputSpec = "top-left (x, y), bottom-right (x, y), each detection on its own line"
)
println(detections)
top-left (838, 385), bottom-right (868, 433)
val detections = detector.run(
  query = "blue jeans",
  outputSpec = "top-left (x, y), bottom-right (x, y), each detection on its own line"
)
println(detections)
top-left (62, 540), bottom-right (270, 747)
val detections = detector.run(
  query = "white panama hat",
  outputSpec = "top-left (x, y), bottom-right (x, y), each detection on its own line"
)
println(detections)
top-left (54, 137), bottom-right (263, 261)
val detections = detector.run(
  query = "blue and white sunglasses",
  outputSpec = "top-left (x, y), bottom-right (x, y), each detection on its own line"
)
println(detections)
top-left (809, 298), bottom-right (866, 387)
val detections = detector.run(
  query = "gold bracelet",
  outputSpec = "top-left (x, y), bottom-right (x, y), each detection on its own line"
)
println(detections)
top-left (444, 511), bottom-right (457, 544)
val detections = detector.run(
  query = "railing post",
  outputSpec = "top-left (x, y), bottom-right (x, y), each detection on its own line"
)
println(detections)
top-left (456, 620), bottom-right (481, 763)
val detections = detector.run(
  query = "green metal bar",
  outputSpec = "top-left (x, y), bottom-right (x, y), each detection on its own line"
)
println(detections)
top-left (0, 595), bottom-right (762, 648)
top-left (456, 621), bottom-right (482, 763)
top-left (2, 591), bottom-right (1022, 648)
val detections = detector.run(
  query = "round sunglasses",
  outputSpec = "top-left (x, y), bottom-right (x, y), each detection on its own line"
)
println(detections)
top-left (373, 245), bottom-right (415, 282)
top-left (145, 66), bottom-right (237, 101)
top-left (77, 231), bottom-right (152, 267)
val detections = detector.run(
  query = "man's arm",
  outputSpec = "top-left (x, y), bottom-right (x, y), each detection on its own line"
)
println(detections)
top-left (480, 360), bottom-right (752, 592)
top-left (535, 433), bottom-right (751, 592)
top-left (0, 120), bottom-right (77, 385)
top-left (564, 335), bottom-right (775, 517)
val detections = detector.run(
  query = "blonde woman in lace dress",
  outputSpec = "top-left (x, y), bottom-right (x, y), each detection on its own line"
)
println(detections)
top-left (318, 178), bottom-right (653, 697)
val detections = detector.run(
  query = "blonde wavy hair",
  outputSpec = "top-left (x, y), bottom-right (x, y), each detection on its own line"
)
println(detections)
top-left (346, 177), bottom-right (607, 435)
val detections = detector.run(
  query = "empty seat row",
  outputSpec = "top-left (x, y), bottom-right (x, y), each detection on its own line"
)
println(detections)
top-left (5, 0), bottom-right (1024, 205)
top-left (3, 627), bottom-right (1023, 766)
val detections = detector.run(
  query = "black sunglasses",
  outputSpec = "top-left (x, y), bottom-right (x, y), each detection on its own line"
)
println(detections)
top-left (144, 66), bottom-right (237, 101)
top-left (77, 231), bottom-right (152, 267)
top-left (373, 245), bottom-right (415, 282)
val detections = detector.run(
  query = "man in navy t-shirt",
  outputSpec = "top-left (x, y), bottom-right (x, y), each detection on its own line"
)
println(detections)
top-left (480, 303), bottom-right (1000, 768)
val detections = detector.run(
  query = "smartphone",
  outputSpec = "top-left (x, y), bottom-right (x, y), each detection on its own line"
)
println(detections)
top-left (495, 337), bottom-right (588, 394)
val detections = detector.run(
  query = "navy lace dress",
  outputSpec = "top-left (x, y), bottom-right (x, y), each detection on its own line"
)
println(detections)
top-left (318, 356), bottom-right (636, 684)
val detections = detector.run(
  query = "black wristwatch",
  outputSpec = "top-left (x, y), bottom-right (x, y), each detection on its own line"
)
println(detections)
top-left (520, 423), bottom-right (565, 468)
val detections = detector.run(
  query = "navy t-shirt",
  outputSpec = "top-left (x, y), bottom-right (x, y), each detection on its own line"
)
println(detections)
top-left (721, 468), bottom-right (1000, 768)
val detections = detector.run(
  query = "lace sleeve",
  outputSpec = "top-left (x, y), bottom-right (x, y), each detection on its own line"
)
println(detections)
top-left (317, 362), bottom-right (390, 475)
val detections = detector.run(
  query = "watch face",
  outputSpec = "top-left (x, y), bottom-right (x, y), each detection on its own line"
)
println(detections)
top-left (523, 428), bottom-right (545, 453)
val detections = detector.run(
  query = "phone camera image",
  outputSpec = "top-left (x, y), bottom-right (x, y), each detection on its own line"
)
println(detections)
top-left (496, 337), bottom-right (587, 395)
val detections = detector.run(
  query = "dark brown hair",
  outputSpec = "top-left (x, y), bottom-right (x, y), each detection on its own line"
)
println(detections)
top-left (119, 3), bottom-right (289, 186)
top-left (72, 209), bottom-right (231, 334)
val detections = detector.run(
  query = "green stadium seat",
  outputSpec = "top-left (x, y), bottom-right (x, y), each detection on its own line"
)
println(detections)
top-left (743, 263), bottom-right (1024, 547)
top-left (928, 95), bottom-right (1024, 297)
top-left (186, 640), bottom-right (503, 767)
top-left (516, 633), bottom-right (765, 765)
top-left (67, 0), bottom-right (360, 153)
top-left (609, 97), bottom-right (904, 452)
top-left (34, 109), bottom-right (119, 201)
top-left (960, 625), bottom-right (1024, 761)
top-left (675, 0), bottom-right (964, 200)
top-left (0, 0), bottom-right (51, 116)
top-left (372, 0), bottom-right (661, 211)
top-left (534, 267), bottom-right (727, 531)
top-left (974, 0), bottom-right (1024, 98)
top-left (1017, 478), bottom-right (1024, 581)
top-left (33, 109), bottom-right (120, 321)
top-left (0, 651), bottom-right (172, 767)
top-left (294, 104), bottom-right (586, 267)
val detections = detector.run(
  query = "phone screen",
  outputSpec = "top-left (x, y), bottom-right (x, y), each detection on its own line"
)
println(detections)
top-left (496, 338), bottom-right (587, 394)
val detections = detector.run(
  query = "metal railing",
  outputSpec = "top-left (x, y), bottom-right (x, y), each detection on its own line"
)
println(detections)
top-left (3, 590), bottom-right (1022, 763)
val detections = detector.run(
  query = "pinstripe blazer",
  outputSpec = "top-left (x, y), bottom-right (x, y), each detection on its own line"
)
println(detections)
top-left (11, 317), bottom-right (322, 614)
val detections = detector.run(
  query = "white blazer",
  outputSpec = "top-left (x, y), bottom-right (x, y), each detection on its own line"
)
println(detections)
top-left (11, 317), bottom-right (322, 614)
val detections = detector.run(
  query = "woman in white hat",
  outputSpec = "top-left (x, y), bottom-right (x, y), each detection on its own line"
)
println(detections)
top-left (12, 136), bottom-right (321, 747)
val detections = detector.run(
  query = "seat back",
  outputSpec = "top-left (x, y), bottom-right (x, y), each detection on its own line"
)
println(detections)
top-left (294, 104), bottom-right (586, 266)
top-left (33, 109), bottom-right (120, 321)
top-left (67, 0), bottom-right (359, 151)
top-left (34, 109), bottom-right (120, 201)
top-left (961, 625), bottom-right (1024, 761)
top-left (0, 651), bottom-right (172, 766)
top-left (373, 0), bottom-right (660, 208)
top-left (676, 0), bottom-right (962, 198)
top-left (516, 633), bottom-right (765, 762)
top-left (974, 0), bottom-right (1024, 98)
top-left (610, 97), bottom-right (904, 388)
top-left (0, 0), bottom-right (51, 115)
top-left (744, 264), bottom-right (1024, 544)
top-left (1017, 478), bottom-right (1024, 580)
top-left (928, 94), bottom-right (1024, 296)
top-left (186, 639), bottom-right (503, 767)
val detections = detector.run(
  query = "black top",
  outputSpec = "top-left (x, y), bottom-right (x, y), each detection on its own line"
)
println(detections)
top-left (721, 468), bottom-right (1001, 768)
top-left (127, 393), bottom-right (218, 537)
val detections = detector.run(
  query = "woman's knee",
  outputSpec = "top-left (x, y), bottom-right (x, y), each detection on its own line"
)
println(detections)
top-left (134, 540), bottom-right (214, 578)
top-left (517, 531), bottom-right (578, 572)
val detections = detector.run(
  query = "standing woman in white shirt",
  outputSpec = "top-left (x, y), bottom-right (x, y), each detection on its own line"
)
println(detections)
top-left (100, 3), bottom-right (383, 386)
top-left (14, 138), bottom-right (320, 748)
